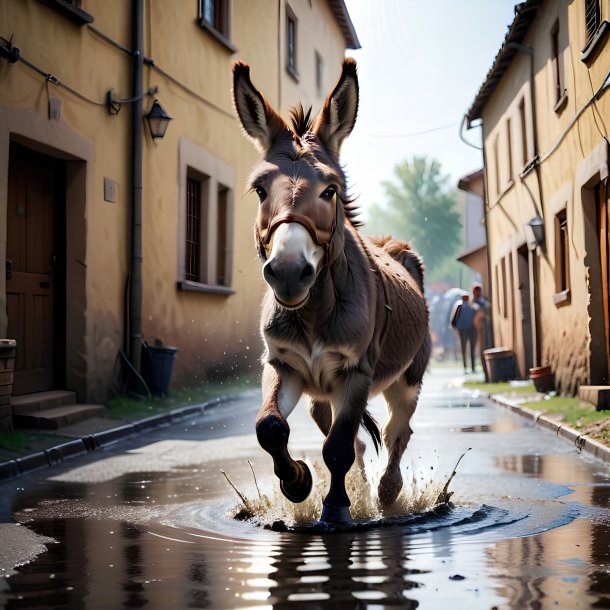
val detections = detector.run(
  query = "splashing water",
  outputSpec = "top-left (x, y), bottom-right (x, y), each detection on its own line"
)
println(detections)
top-left (224, 459), bottom-right (454, 530)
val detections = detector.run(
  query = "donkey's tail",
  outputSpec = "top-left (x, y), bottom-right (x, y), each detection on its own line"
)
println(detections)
top-left (361, 410), bottom-right (382, 455)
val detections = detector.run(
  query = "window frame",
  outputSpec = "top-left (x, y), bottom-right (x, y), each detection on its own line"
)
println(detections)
top-left (553, 208), bottom-right (571, 306)
top-left (581, 0), bottom-right (609, 62)
top-left (285, 2), bottom-right (299, 81)
top-left (550, 19), bottom-right (568, 113)
top-left (178, 139), bottom-right (235, 295)
top-left (198, 0), bottom-right (237, 53)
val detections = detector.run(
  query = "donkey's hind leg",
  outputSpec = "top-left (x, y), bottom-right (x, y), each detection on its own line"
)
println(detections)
top-left (378, 376), bottom-right (421, 507)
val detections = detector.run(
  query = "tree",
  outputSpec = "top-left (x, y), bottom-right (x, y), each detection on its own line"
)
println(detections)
top-left (365, 156), bottom-right (462, 276)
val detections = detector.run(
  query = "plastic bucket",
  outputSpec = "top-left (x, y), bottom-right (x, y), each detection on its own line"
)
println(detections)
top-left (141, 344), bottom-right (178, 396)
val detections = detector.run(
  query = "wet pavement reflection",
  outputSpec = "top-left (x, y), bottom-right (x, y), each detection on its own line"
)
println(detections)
top-left (1, 367), bottom-right (610, 609)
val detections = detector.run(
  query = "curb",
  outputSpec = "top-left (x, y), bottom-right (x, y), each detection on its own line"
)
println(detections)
top-left (0, 395), bottom-right (233, 483)
top-left (490, 393), bottom-right (610, 463)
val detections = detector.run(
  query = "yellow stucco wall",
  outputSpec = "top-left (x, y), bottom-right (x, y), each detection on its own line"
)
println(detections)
top-left (0, 0), bottom-right (352, 400)
top-left (480, 0), bottom-right (610, 392)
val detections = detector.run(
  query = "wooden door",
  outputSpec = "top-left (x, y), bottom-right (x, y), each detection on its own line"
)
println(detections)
top-left (598, 181), bottom-right (610, 382)
top-left (6, 155), bottom-right (55, 394)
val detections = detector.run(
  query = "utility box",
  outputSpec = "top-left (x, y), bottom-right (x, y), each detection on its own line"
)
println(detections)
top-left (0, 339), bottom-right (17, 432)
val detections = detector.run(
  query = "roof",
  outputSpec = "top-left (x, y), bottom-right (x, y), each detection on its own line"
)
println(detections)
top-left (466, 0), bottom-right (542, 126)
top-left (328, 0), bottom-right (361, 49)
top-left (457, 168), bottom-right (484, 192)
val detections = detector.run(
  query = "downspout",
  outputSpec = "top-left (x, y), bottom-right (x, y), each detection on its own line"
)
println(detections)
top-left (129, 0), bottom-right (144, 371)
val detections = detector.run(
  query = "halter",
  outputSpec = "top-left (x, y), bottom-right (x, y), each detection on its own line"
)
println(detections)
top-left (256, 198), bottom-right (338, 261)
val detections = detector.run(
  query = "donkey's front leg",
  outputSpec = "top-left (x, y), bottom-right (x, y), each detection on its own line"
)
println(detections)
top-left (255, 362), bottom-right (312, 503)
top-left (320, 366), bottom-right (370, 524)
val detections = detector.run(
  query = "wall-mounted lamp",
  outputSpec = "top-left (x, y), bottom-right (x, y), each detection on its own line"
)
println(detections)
top-left (525, 215), bottom-right (545, 250)
top-left (146, 99), bottom-right (172, 139)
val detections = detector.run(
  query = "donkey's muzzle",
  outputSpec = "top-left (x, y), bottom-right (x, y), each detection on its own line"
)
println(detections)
top-left (263, 256), bottom-right (316, 308)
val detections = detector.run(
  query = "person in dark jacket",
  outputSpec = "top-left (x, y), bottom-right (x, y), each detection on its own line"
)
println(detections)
top-left (451, 294), bottom-right (477, 373)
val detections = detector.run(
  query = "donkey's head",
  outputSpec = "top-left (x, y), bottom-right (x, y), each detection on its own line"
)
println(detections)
top-left (233, 59), bottom-right (359, 309)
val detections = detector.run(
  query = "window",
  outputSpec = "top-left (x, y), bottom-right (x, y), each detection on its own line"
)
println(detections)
top-left (554, 209), bottom-right (570, 304)
top-left (519, 97), bottom-right (529, 167)
top-left (581, 0), bottom-right (609, 62)
top-left (551, 20), bottom-right (567, 111)
top-left (286, 3), bottom-right (298, 79)
top-left (315, 51), bottom-right (323, 97)
top-left (501, 257), bottom-right (508, 319)
top-left (506, 118), bottom-right (513, 183)
top-left (185, 177), bottom-right (202, 282)
top-left (585, 0), bottom-right (601, 45)
top-left (179, 140), bottom-right (234, 293)
top-left (39, 0), bottom-right (94, 24)
top-left (494, 134), bottom-right (501, 196)
top-left (199, 0), bottom-right (236, 52)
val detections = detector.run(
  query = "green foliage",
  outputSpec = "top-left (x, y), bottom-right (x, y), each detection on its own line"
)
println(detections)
top-left (463, 381), bottom-right (537, 395)
top-left (364, 156), bottom-right (462, 273)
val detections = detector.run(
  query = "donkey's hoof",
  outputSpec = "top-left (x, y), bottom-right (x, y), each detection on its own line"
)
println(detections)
top-left (320, 502), bottom-right (351, 524)
top-left (280, 460), bottom-right (312, 504)
top-left (378, 472), bottom-right (403, 507)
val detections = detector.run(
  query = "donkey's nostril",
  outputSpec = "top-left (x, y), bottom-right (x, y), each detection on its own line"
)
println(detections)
top-left (264, 262), bottom-right (277, 280)
top-left (300, 263), bottom-right (314, 282)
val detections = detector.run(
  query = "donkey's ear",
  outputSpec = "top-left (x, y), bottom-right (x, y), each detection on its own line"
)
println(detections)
top-left (232, 61), bottom-right (287, 153)
top-left (312, 58), bottom-right (359, 156)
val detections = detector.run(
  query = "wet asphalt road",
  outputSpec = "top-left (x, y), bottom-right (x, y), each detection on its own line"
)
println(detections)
top-left (1, 365), bottom-right (610, 609)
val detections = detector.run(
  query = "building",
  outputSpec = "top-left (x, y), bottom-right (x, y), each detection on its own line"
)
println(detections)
top-left (465, 0), bottom-right (609, 395)
top-left (0, 0), bottom-right (359, 406)
top-left (456, 168), bottom-right (489, 296)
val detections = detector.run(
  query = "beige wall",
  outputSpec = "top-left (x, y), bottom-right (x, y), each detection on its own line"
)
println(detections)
top-left (0, 0), bottom-right (352, 399)
top-left (480, 0), bottom-right (610, 391)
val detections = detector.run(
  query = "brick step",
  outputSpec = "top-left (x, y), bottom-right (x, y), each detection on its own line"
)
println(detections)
top-left (11, 390), bottom-right (77, 415)
top-left (579, 386), bottom-right (610, 411)
top-left (14, 404), bottom-right (106, 430)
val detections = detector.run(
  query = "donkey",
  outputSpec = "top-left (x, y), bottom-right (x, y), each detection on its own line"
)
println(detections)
top-left (232, 58), bottom-right (430, 523)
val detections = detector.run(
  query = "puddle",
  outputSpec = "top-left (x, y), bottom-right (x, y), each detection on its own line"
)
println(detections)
top-left (2, 375), bottom-right (610, 608)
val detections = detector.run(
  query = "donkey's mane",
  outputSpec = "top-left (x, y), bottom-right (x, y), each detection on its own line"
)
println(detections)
top-left (288, 104), bottom-right (362, 228)
top-left (289, 103), bottom-right (313, 137)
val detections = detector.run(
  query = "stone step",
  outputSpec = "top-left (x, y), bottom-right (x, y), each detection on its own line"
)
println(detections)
top-left (579, 386), bottom-right (610, 411)
top-left (14, 404), bottom-right (106, 430)
top-left (11, 390), bottom-right (77, 415)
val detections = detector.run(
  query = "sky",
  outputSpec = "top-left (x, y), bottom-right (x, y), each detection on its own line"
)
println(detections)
top-left (341, 0), bottom-right (518, 216)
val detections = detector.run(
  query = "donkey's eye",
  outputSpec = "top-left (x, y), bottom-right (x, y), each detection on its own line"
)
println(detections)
top-left (254, 186), bottom-right (267, 203)
top-left (320, 186), bottom-right (337, 201)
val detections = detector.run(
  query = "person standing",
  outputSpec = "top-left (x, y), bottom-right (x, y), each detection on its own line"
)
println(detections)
top-left (472, 282), bottom-right (491, 379)
top-left (451, 293), bottom-right (477, 373)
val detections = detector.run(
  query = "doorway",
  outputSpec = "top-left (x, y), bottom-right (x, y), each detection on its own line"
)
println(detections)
top-left (517, 245), bottom-right (534, 375)
top-left (6, 143), bottom-right (67, 395)
top-left (596, 179), bottom-right (610, 383)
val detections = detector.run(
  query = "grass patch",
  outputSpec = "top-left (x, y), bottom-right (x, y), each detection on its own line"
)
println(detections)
top-left (106, 373), bottom-right (258, 421)
top-left (522, 396), bottom-right (610, 429)
top-left (463, 380), bottom-right (537, 395)
top-left (0, 430), bottom-right (63, 453)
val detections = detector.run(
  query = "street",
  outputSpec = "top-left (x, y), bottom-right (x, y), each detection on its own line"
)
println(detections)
top-left (1, 365), bottom-right (610, 609)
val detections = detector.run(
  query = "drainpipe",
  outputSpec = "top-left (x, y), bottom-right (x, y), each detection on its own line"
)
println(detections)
top-left (129, 0), bottom-right (144, 372)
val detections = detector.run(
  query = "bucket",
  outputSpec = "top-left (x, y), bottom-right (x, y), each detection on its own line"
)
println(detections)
top-left (529, 365), bottom-right (554, 392)
top-left (0, 339), bottom-right (17, 432)
top-left (483, 347), bottom-right (517, 382)
top-left (141, 343), bottom-right (178, 396)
